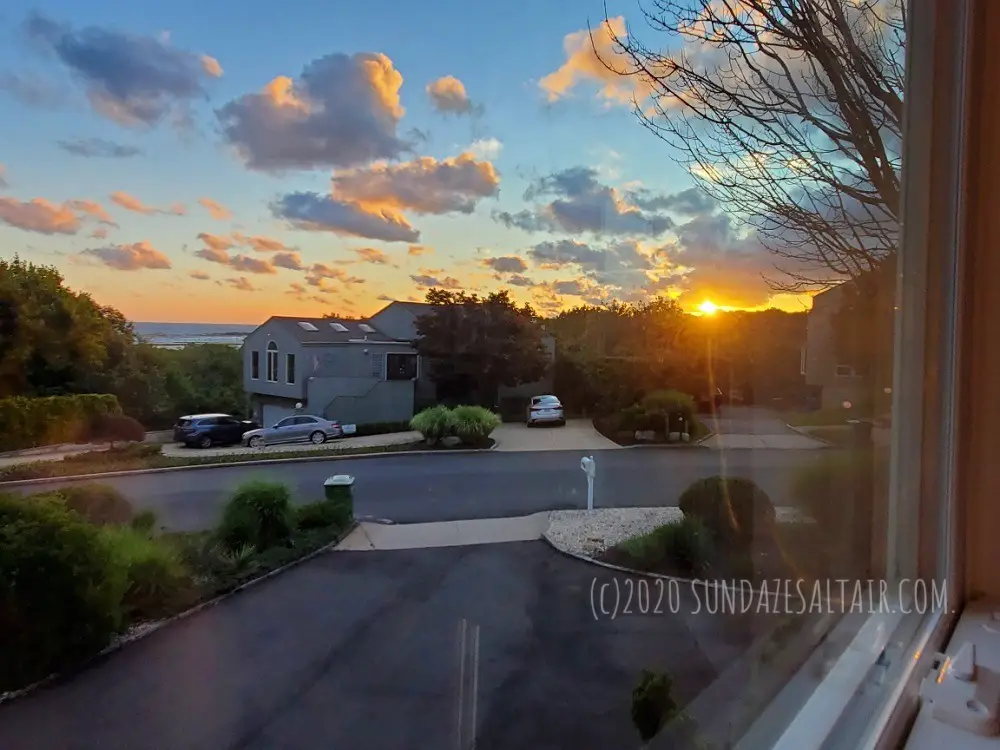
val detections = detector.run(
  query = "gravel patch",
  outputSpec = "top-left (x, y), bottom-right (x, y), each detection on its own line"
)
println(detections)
top-left (545, 506), bottom-right (815, 558)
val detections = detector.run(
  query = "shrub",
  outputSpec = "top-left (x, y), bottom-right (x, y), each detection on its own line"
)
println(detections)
top-left (451, 405), bottom-right (500, 446)
top-left (678, 476), bottom-right (776, 547)
top-left (410, 405), bottom-right (456, 442)
top-left (631, 670), bottom-right (678, 742)
top-left (86, 413), bottom-right (146, 445)
top-left (641, 389), bottom-right (696, 431)
top-left (45, 483), bottom-right (135, 526)
top-left (218, 480), bottom-right (294, 552)
top-left (617, 403), bottom-right (652, 433)
top-left (0, 494), bottom-right (125, 691)
top-left (295, 499), bottom-right (350, 530)
top-left (130, 509), bottom-right (158, 534)
top-left (352, 421), bottom-right (412, 437)
top-left (63, 443), bottom-right (161, 465)
top-left (618, 517), bottom-right (714, 576)
top-left (0, 394), bottom-right (121, 452)
top-left (100, 526), bottom-right (192, 621)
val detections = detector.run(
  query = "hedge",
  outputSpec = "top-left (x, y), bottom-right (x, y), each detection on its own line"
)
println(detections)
top-left (0, 394), bottom-right (121, 452)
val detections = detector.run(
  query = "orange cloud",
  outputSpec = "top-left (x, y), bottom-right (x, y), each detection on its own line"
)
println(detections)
top-left (190, 270), bottom-right (211, 280)
top-left (408, 244), bottom-right (432, 256)
top-left (226, 276), bottom-right (257, 292)
top-left (198, 197), bottom-right (232, 220)
top-left (110, 191), bottom-right (185, 216)
top-left (232, 232), bottom-right (290, 252)
top-left (0, 197), bottom-right (81, 234)
top-left (229, 254), bottom-right (276, 275)
top-left (540, 17), bottom-right (652, 104)
top-left (83, 241), bottom-right (171, 271)
top-left (426, 75), bottom-right (473, 114)
top-left (354, 247), bottom-right (390, 264)
top-left (201, 55), bottom-right (224, 78)
top-left (69, 199), bottom-right (117, 225)
top-left (196, 232), bottom-right (235, 252)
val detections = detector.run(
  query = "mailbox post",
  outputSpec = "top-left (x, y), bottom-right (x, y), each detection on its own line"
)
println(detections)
top-left (580, 455), bottom-right (596, 511)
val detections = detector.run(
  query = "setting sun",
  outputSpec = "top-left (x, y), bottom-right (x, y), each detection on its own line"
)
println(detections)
top-left (699, 300), bottom-right (719, 315)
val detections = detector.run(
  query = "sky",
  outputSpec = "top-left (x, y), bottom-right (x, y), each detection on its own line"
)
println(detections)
top-left (0, 0), bottom-right (814, 324)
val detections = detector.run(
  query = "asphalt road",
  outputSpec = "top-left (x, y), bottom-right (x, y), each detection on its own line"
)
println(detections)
top-left (10, 448), bottom-right (838, 531)
top-left (0, 542), bottom-right (781, 750)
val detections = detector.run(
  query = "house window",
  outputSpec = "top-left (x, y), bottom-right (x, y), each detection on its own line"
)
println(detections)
top-left (286, 353), bottom-right (295, 384)
top-left (835, 364), bottom-right (856, 377)
top-left (799, 346), bottom-right (807, 376)
top-left (251, 351), bottom-right (259, 380)
top-left (386, 352), bottom-right (417, 381)
top-left (266, 342), bottom-right (278, 382)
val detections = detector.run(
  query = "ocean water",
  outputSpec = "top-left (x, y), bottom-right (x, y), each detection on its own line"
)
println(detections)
top-left (134, 322), bottom-right (256, 348)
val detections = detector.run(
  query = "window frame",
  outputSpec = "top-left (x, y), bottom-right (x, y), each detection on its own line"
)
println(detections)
top-left (738, 1), bottom-right (972, 748)
top-left (385, 351), bottom-right (418, 381)
top-left (266, 341), bottom-right (278, 383)
top-left (251, 350), bottom-right (259, 380)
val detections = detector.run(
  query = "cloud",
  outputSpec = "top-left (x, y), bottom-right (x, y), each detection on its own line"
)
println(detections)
top-left (355, 247), bottom-right (390, 264)
top-left (58, 138), bottom-right (142, 158)
top-left (410, 273), bottom-right (462, 289)
top-left (0, 197), bottom-right (80, 234)
top-left (228, 254), bottom-right (276, 275)
top-left (408, 244), bottom-right (432, 256)
top-left (331, 153), bottom-right (499, 214)
top-left (272, 191), bottom-right (418, 243)
top-left (195, 245), bottom-right (229, 264)
top-left (226, 276), bottom-right (257, 292)
top-left (217, 52), bottom-right (406, 172)
top-left (110, 191), bottom-right (185, 216)
top-left (539, 16), bottom-right (652, 105)
top-left (626, 186), bottom-right (716, 215)
top-left (90, 227), bottom-right (109, 239)
top-left (426, 75), bottom-right (474, 114)
top-left (189, 270), bottom-right (210, 280)
top-left (197, 197), bottom-right (232, 220)
top-left (24, 12), bottom-right (222, 128)
top-left (271, 251), bottom-right (303, 270)
top-left (0, 165), bottom-right (8, 188)
top-left (496, 166), bottom-right (673, 237)
top-left (483, 255), bottom-right (527, 273)
top-left (83, 240), bottom-right (171, 270)
top-left (506, 274), bottom-right (535, 287)
top-left (0, 71), bottom-right (65, 108)
top-left (232, 232), bottom-right (290, 252)
top-left (305, 262), bottom-right (365, 288)
top-left (68, 200), bottom-right (116, 225)
top-left (467, 138), bottom-right (502, 160)
top-left (196, 232), bottom-right (235, 252)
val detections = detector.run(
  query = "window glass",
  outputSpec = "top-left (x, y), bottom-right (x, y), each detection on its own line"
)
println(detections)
top-left (386, 353), bottom-right (417, 380)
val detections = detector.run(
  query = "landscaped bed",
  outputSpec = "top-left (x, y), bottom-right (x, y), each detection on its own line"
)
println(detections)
top-left (0, 438), bottom-right (496, 483)
top-left (591, 389), bottom-right (711, 447)
top-left (0, 478), bottom-right (357, 698)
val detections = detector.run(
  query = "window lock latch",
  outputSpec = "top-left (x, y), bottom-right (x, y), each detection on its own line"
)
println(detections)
top-left (919, 642), bottom-right (1000, 736)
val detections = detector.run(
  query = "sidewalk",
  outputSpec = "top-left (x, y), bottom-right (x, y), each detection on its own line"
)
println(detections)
top-left (336, 513), bottom-right (550, 551)
top-left (700, 434), bottom-right (828, 450)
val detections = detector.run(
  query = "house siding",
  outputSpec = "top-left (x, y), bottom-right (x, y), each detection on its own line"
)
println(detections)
top-left (805, 284), bottom-right (866, 410)
top-left (368, 303), bottom-right (421, 341)
top-left (242, 323), bottom-right (306, 400)
top-left (303, 344), bottom-right (416, 424)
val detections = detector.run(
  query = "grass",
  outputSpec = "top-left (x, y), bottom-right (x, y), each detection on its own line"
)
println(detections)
top-left (781, 408), bottom-right (870, 427)
top-left (0, 438), bottom-right (495, 483)
top-left (801, 426), bottom-right (854, 445)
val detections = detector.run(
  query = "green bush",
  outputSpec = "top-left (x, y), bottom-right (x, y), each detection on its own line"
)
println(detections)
top-left (410, 405), bottom-right (456, 442)
top-left (86, 413), bottom-right (146, 445)
top-left (617, 403), bottom-right (652, 433)
top-left (295, 499), bottom-right (350, 530)
top-left (678, 476), bottom-right (776, 547)
top-left (0, 494), bottom-right (125, 691)
top-left (619, 517), bottom-right (714, 576)
top-left (641, 389), bottom-right (696, 430)
top-left (100, 526), bottom-right (192, 621)
top-left (0, 394), bottom-right (121, 452)
top-left (130, 509), bottom-right (158, 534)
top-left (218, 480), bottom-right (294, 552)
top-left (451, 405), bottom-right (500, 446)
top-left (631, 670), bottom-right (678, 742)
top-left (63, 443), bottom-right (161, 464)
top-left (44, 483), bottom-right (135, 526)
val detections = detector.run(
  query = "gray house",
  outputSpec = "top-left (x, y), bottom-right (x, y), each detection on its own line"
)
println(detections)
top-left (242, 300), bottom-right (555, 427)
top-left (803, 283), bottom-right (866, 410)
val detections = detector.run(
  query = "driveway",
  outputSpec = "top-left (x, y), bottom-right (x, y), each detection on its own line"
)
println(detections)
top-left (700, 406), bottom-right (828, 450)
top-left (0, 542), bottom-right (776, 749)
top-left (492, 418), bottom-right (620, 452)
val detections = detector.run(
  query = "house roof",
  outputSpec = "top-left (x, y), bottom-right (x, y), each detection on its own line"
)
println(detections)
top-left (264, 316), bottom-right (403, 345)
top-left (384, 301), bottom-right (433, 316)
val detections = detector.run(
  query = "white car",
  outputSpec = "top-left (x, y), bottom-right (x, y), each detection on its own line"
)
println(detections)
top-left (242, 415), bottom-right (343, 448)
top-left (526, 395), bottom-right (565, 427)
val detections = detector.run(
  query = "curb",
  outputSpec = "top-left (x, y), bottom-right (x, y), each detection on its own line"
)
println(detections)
top-left (0, 520), bottom-right (359, 707)
top-left (0, 442), bottom-right (499, 488)
top-left (780, 420), bottom-right (839, 446)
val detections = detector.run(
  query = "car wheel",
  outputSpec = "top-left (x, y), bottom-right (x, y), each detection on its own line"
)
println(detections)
top-left (248, 436), bottom-right (264, 449)
top-left (199, 436), bottom-right (212, 449)
top-left (310, 430), bottom-right (326, 445)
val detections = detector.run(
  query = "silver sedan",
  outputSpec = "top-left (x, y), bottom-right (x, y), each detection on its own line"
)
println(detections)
top-left (242, 415), bottom-right (343, 448)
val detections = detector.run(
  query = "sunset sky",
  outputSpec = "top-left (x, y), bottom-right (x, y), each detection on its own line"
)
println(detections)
top-left (0, 0), bottom-right (814, 324)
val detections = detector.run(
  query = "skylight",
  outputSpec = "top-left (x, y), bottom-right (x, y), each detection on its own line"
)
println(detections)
top-left (297, 322), bottom-right (319, 331)
top-left (329, 322), bottom-right (349, 332)
top-left (359, 323), bottom-right (376, 333)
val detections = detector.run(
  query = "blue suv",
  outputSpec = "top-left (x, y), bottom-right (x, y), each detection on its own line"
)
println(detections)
top-left (173, 413), bottom-right (259, 449)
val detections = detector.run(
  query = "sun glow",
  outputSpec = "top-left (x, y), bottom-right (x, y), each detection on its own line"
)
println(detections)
top-left (699, 300), bottom-right (718, 315)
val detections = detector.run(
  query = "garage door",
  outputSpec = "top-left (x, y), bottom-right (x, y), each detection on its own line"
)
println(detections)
top-left (262, 403), bottom-right (298, 426)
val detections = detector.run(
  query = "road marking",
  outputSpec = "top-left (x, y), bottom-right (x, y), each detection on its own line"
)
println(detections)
top-left (455, 618), bottom-right (481, 749)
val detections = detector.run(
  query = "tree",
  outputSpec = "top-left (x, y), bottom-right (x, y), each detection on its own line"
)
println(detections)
top-left (606, 0), bottom-right (904, 288)
top-left (414, 289), bottom-right (550, 406)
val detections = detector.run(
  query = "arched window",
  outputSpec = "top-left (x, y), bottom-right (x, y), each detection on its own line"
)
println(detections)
top-left (266, 341), bottom-right (278, 382)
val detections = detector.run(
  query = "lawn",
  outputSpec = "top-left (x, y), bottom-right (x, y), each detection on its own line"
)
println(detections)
top-left (0, 438), bottom-right (495, 483)
top-left (780, 408), bottom-right (868, 427)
